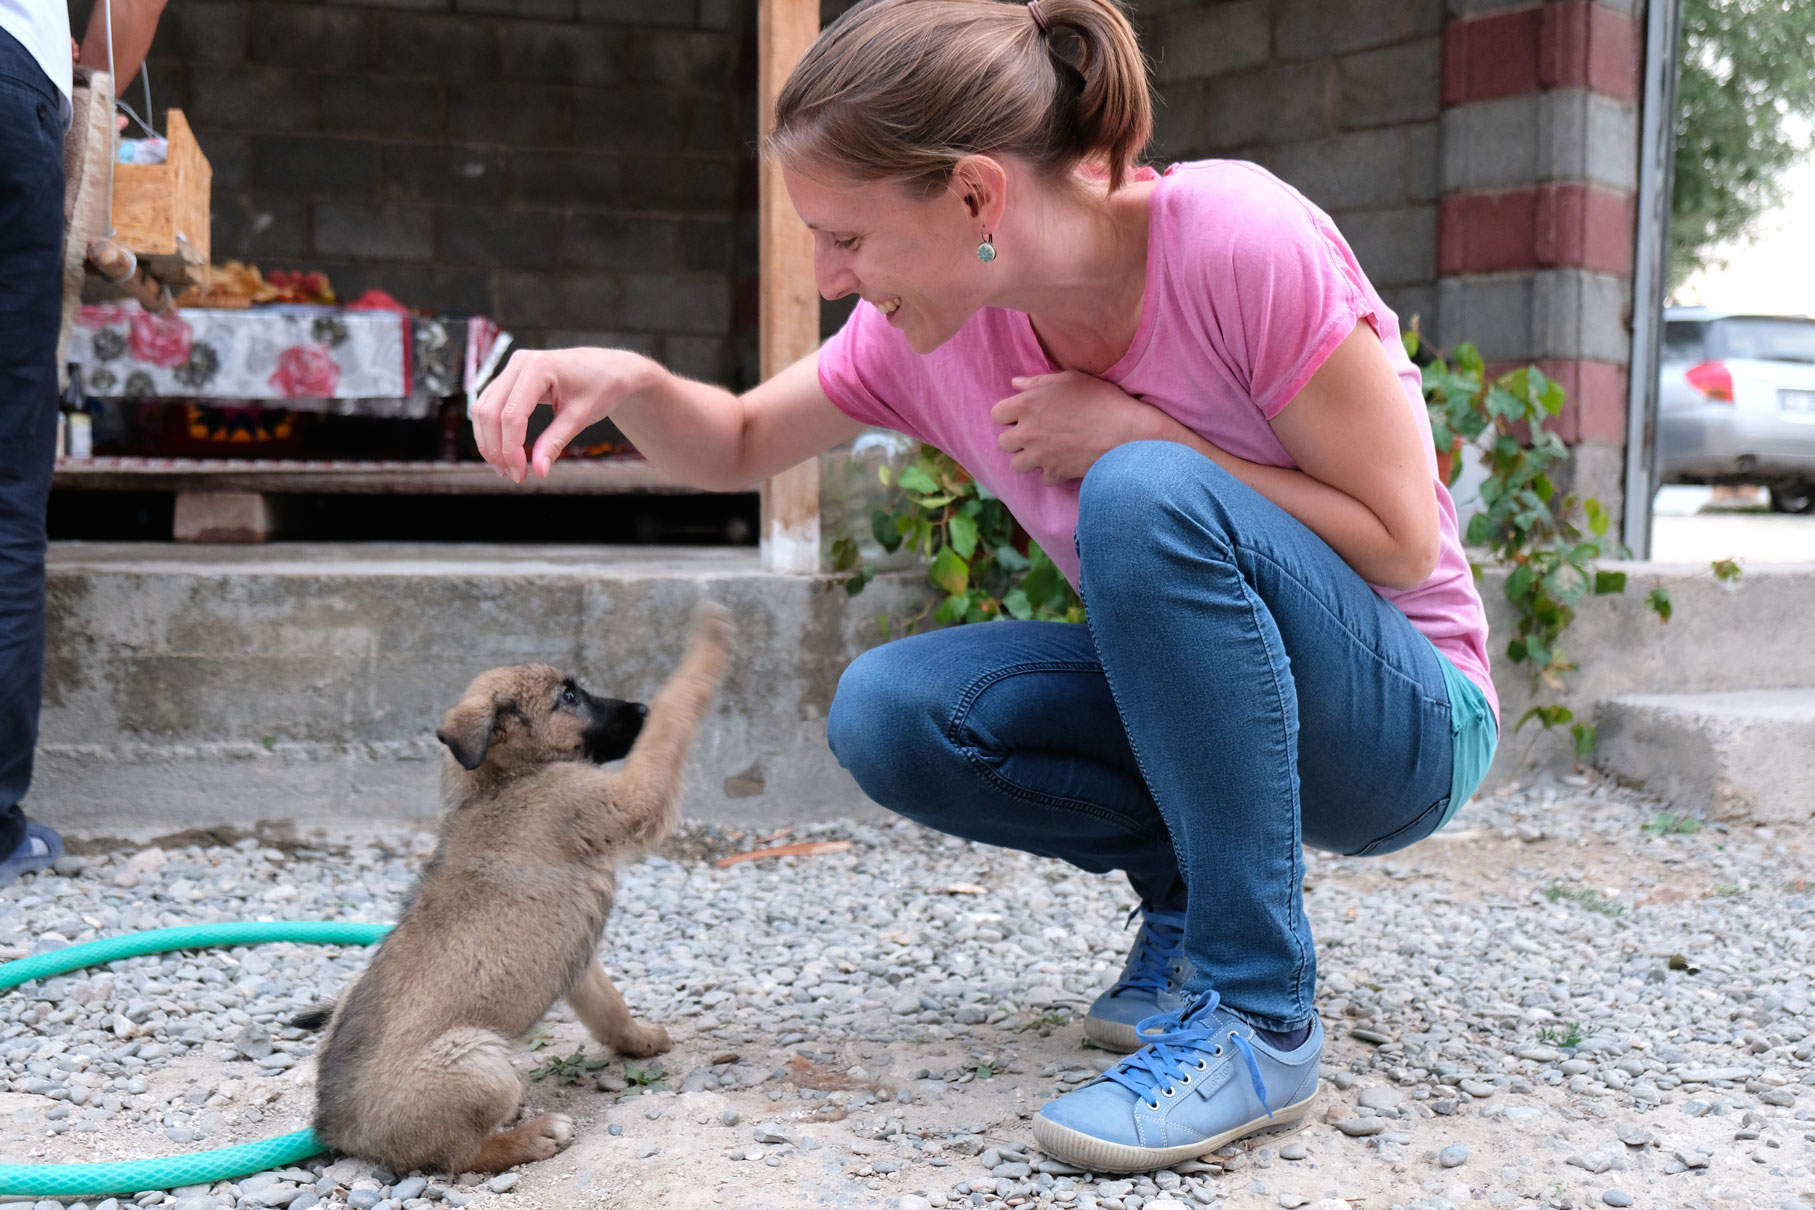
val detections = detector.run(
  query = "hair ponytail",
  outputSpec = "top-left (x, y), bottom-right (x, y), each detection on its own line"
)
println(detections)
top-left (770, 0), bottom-right (1154, 193)
top-left (1028, 0), bottom-right (1151, 191)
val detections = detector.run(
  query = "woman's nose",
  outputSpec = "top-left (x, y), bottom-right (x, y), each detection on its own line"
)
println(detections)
top-left (815, 248), bottom-right (857, 301)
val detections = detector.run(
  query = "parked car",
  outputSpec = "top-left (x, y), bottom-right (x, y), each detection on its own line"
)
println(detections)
top-left (1657, 307), bottom-right (1815, 513)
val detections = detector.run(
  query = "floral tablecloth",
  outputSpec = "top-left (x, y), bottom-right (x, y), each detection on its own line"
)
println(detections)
top-left (66, 305), bottom-right (512, 419)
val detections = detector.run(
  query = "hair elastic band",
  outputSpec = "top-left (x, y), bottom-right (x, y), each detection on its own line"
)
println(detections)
top-left (1028, 0), bottom-right (1052, 35)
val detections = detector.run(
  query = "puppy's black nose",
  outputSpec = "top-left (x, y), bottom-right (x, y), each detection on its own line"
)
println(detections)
top-left (634, 703), bottom-right (648, 717)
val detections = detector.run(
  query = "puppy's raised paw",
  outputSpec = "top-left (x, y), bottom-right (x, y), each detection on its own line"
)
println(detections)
top-left (613, 1022), bottom-right (672, 1058)
top-left (689, 600), bottom-right (734, 649)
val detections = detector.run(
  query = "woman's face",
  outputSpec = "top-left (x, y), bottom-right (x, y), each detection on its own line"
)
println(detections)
top-left (782, 162), bottom-right (991, 354)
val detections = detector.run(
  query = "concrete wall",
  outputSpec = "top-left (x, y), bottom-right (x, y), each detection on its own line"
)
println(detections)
top-left (1133, 0), bottom-right (1447, 342)
top-left (37, 545), bottom-right (931, 838)
top-left (35, 546), bottom-right (1813, 836)
top-left (1480, 559), bottom-right (1815, 784)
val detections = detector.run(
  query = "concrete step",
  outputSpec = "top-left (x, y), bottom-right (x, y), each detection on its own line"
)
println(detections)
top-left (1594, 690), bottom-right (1815, 826)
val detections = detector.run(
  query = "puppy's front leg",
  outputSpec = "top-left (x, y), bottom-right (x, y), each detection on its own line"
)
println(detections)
top-left (612, 601), bottom-right (733, 842)
top-left (568, 960), bottom-right (670, 1057)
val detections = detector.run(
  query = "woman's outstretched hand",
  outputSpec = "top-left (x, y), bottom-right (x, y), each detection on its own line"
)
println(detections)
top-left (991, 371), bottom-right (1170, 485)
top-left (470, 348), bottom-right (659, 482)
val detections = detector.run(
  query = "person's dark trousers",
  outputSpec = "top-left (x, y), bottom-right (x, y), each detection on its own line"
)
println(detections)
top-left (0, 30), bottom-right (67, 856)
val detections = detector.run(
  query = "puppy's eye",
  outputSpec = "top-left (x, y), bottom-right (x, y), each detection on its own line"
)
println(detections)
top-left (561, 686), bottom-right (578, 706)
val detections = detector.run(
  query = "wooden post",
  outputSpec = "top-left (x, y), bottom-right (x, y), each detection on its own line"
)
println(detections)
top-left (757, 0), bottom-right (822, 573)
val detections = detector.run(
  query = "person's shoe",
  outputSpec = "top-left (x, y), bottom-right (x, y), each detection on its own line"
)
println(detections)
top-left (1034, 992), bottom-right (1322, 1173)
top-left (1083, 904), bottom-right (1192, 1052)
top-left (0, 820), bottom-right (63, 888)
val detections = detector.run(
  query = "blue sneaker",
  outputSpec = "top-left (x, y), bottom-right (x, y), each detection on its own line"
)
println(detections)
top-left (1034, 992), bottom-right (1322, 1173)
top-left (1084, 904), bottom-right (1191, 1053)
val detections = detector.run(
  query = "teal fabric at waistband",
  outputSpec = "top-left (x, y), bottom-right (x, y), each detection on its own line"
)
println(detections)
top-left (1426, 639), bottom-right (1499, 832)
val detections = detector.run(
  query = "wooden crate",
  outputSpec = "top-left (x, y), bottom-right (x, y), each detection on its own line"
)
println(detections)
top-left (111, 109), bottom-right (210, 289)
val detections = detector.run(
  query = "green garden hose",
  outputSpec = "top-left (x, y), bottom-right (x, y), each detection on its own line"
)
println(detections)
top-left (0, 920), bottom-right (392, 1197)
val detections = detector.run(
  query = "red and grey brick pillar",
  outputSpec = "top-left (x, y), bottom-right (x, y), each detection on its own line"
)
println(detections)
top-left (1436, 0), bottom-right (1646, 528)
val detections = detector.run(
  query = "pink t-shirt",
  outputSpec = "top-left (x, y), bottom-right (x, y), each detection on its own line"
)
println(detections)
top-left (817, 159), bottom-right (1497, 719)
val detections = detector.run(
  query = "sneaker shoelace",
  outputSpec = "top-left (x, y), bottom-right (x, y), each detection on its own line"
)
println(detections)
top-left (1105, 904), bottom-right (1187, 999)
top-left (1101, 990), bottom-right (1271, 1114)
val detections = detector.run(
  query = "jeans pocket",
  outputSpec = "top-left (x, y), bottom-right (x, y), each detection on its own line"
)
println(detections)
top-left (1346, 794), bottom-right (1451, 858)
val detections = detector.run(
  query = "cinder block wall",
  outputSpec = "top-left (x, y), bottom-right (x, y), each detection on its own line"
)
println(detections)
top-left (110, 0), bottom-right (758, 384)
top-left (1134, 0), bottom-right (1445, 338)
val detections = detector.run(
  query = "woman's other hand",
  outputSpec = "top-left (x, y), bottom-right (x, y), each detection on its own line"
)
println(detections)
top-left (991, 371), bottom-right (1165, 485)
top-left (470, 347), bottom-right (658, 482)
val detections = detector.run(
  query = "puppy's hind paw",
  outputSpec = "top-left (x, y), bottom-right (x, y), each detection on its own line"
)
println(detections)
top-left (545, 1113), bottom-right (575, 1148)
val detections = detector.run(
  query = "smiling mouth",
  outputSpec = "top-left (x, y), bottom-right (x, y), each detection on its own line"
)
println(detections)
top-left (873, 298), bottom-right (900, 316)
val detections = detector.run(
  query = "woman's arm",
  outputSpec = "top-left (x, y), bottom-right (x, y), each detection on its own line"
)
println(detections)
top-left (470, 347), bottom-right (865, 491)
top-left (995, 321), bottom-right (1440, 589)
top-left (1153, 323), bottom-right (1441, 589)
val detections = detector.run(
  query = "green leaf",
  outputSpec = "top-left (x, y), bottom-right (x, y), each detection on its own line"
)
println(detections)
top-left (1593, 569), bottom-right (1627, 595)
top-left (1002, 588), bottom-right (1034, 620)
top-left (830, 535), bottom-right (860, 573)
top-left (911, 493), bottom-right (957, 510)
top-left (1646, 586), bottom-right (1674, 623)
top-left (1523, 636), bottom-right (1551, 671)
top-left (933, 593), bottom-right (968, 625)
top-left (1570, 721), bottom-right (1597, 761)
top-left (929, 546), bottom-right (970, 597)
top-left (1584, 498), bottom-right (1610, 537)
top-left (948, 513), bottom-right (980, 560)
top-left (871, 508), bottom-right (902, 554)
top-left (1711, 557), bottom-right (1742, 583)
top-left (1516, 703), bottom-right (1574, 732)
top-left (994, 544), bottom-right (1030, 574)
top-left (843, 567), bottom-right (873, 596)
top-left (898, 466), bottom-right (939, 494)
top-left (877, 465), bottom-right (893, 487)
top-left (1455, 342), bottom-right (1484, 378)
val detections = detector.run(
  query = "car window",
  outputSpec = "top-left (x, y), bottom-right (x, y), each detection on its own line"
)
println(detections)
top-left (1714, 318), bottom-right (1815, 364)
top-left (1662, 321), bottom-right (1706, 360)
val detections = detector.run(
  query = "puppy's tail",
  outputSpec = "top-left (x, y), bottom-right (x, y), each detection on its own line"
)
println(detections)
top-left (289, 1004), bottom-right (335, 1032)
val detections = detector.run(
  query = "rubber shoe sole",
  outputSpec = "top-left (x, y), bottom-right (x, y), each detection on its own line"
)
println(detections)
top-left (1082, 1013), bottom-right (1169, 1054)
top-left (1031, 1089), bottom-right (1318, 1174)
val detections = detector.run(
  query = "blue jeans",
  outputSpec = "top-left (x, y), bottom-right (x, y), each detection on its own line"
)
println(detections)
top-left (0, 30), bottom-right (66, 854)
top-left (829, 441), bottom-right (1465, 1032)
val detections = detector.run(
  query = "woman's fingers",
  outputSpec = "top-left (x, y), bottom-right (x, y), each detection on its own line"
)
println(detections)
top-left (471, 356), bottom-right (526, 474)
top-left (530, 395), bottom-right (601, 479)
top-left (496, 354), bottom-right (556, 482)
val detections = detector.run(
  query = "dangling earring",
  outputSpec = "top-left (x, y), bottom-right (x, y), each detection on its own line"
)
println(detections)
top-left (976, 234), bottom-right (997, 263)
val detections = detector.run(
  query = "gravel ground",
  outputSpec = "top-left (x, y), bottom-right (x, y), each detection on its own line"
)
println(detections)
top-left (1, 771), bottom-right (1810, 1210)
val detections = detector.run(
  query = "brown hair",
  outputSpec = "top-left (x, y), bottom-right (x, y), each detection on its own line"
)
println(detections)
top-left (769, 0), bottom-right (1153, 194)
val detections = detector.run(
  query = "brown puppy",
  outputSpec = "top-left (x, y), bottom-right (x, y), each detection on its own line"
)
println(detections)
top-left (308, 601), bottom-right (733, 1175)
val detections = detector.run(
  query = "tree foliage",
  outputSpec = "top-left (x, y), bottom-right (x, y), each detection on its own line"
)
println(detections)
top-left (1671, 0), bottom-right (1815, 288)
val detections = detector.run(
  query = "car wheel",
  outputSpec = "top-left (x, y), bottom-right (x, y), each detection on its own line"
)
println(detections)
top-left (1768, 484), bottom-right (1815, 514)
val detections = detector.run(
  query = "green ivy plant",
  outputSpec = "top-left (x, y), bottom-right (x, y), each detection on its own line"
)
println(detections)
top-left (1414, 330), bottom-right (1740, 759)
top-left (831, 443), bottom-right (1082, 635)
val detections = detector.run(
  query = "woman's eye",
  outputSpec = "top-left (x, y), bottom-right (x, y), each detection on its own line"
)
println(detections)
top-left (833, 236), bottom-right (858, 251)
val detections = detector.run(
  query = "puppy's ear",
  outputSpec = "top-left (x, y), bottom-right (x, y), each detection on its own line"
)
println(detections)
top-left (436, 695), bottom-right (497, 771)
